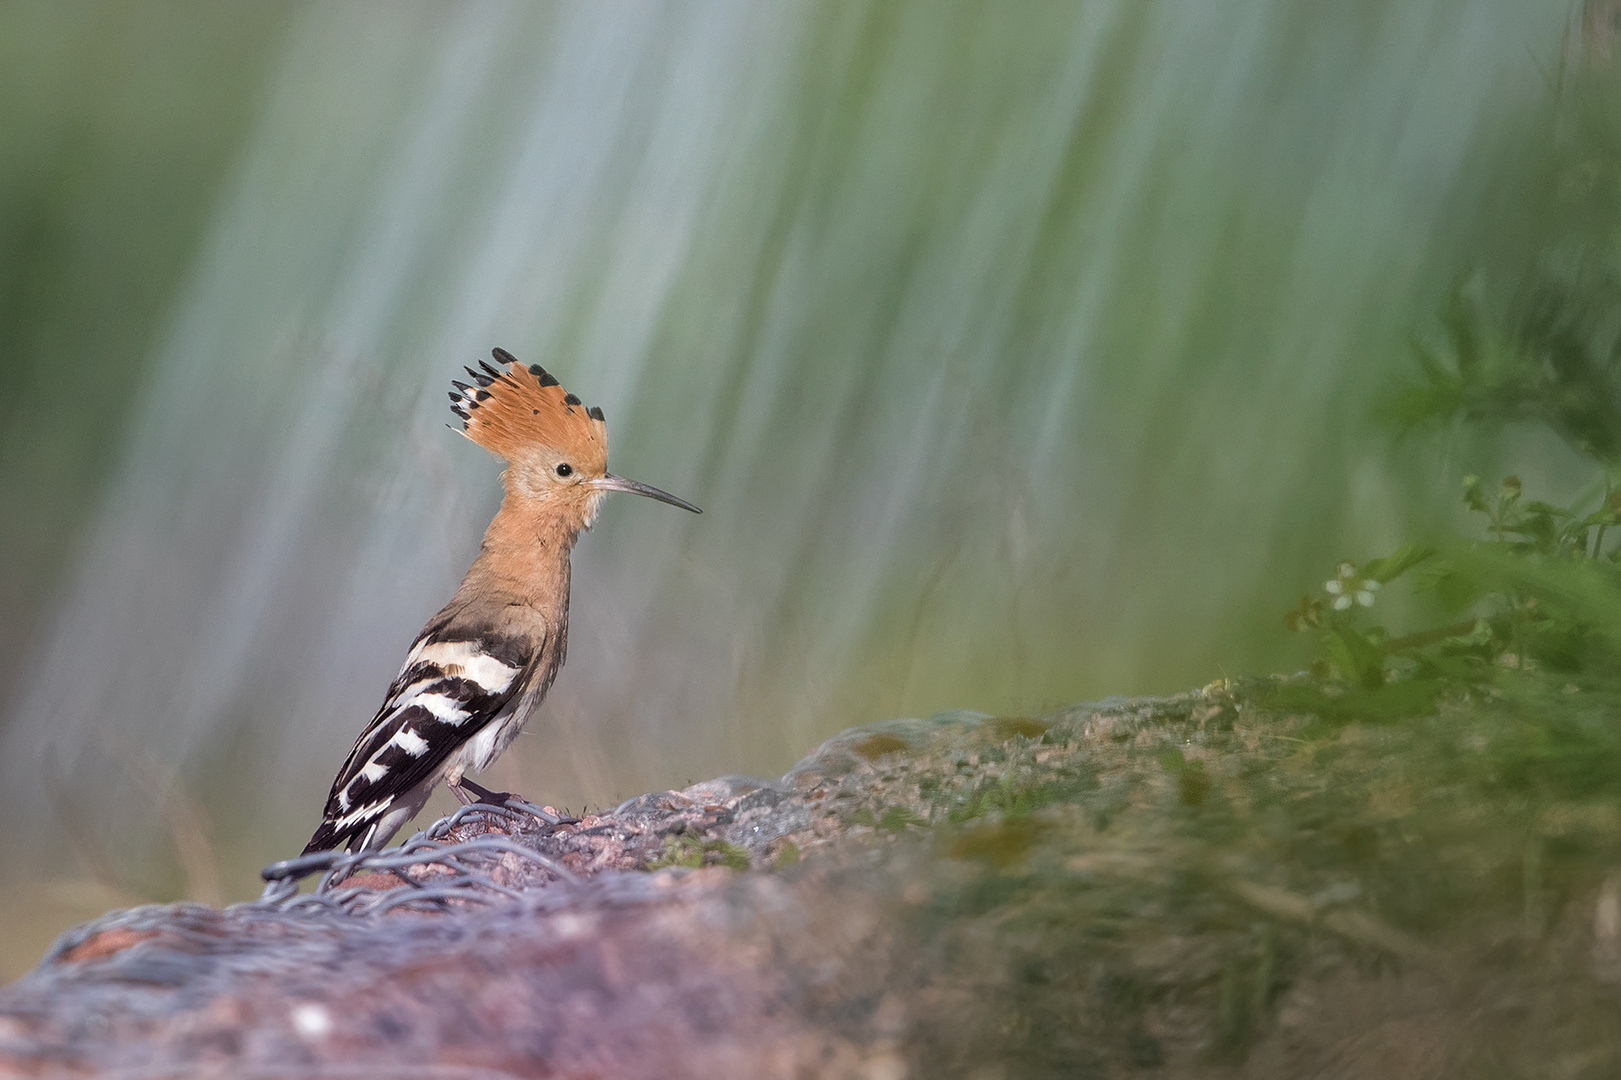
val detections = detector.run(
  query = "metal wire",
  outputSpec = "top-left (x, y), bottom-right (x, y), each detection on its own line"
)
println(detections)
top-left (253, 802), bottom-right (576, 918)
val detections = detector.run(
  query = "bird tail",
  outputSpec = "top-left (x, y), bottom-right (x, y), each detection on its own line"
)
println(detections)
top-left (301, 820), bottom-right (342, 856)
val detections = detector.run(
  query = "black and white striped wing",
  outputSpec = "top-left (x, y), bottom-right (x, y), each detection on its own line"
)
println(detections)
top-left (303, 634), bottom-right (531, 853)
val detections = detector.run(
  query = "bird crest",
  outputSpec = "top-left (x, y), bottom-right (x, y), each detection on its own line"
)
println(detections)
top-left (449, 347), bottom-right (608, 472)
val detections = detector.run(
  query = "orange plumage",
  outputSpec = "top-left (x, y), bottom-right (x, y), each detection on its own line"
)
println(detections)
top-left (451, 347), bottom-right (608, 475)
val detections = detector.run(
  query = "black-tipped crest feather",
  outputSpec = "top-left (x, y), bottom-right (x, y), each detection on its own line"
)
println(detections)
top-left (450, 349), bottom-right (608, 472)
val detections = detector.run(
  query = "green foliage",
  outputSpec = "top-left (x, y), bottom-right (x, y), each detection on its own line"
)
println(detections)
top-left (1381, 53), bottom-right (1621, 469)
top-left (1336, 56), bottom-right (1621, 723)
top-left (1282, 105), bottom-right (1621, 806)
top-left (878, 806), bottom-right (928, 831)
top-left (1284, 474), bottom-right (1621, 704)
top-left (1459, 472), bottom-right (1621, 559)
top-left (647, 835), bottom-right (752, 872)
top-left (1290, 147), bottom-right (1621, 701)
top-left (1384, 274), bottom-right (1621, 463)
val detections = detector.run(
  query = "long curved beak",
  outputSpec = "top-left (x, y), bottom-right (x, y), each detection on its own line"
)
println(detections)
top-left (589, 473), bottom-right (702, 513)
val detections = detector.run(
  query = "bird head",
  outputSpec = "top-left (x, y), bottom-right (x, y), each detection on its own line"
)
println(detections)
top-left (450, 347), bottom-right (701, 530)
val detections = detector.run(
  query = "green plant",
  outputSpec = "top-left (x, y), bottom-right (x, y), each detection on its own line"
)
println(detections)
top-left (647, 834), bottom-right (752, 871)
top-left (1287, 195), bottom-right (1621, 705)
top-left (1386, 273), bottom-right (1621, 464)
top-left (1285, 473), bottom-right (1621, 703)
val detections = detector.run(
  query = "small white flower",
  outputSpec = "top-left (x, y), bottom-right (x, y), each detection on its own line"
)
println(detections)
top-left (1325, 563), bottom-right (1376, 610)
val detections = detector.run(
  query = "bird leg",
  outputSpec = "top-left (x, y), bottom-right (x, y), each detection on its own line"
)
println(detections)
top-left (449, 775), bottom-right (503, 806)
top-left (449, 776), bottom-right (574, 826)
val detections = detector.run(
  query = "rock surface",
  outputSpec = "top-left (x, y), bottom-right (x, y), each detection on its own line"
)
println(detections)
top-left (3, 686), bottom-right (1620, 1078)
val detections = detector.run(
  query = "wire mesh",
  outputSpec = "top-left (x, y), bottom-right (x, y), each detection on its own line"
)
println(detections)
top-left (255, 801), bottom-right (576, 917)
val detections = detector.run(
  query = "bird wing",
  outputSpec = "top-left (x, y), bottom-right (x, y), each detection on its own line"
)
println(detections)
top-left (302, 624), bottom-right (541, 854)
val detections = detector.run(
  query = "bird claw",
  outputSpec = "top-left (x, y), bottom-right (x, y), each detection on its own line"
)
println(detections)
top-left (453, 778), bottom-right (577, 827)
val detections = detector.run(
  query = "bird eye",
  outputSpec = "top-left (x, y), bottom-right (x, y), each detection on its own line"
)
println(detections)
top-left (555, 463), bottom-right (574, 477)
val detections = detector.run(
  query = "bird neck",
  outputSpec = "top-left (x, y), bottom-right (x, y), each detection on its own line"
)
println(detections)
top-left (460, 497), bottom-right (579, 612)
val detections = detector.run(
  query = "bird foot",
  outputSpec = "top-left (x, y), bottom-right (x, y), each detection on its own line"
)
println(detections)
top-left (452, 777), bottom-right (577, 826)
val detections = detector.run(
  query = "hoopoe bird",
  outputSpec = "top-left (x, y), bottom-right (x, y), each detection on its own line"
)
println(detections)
top-left (302, 348), bottom-right (700, 854)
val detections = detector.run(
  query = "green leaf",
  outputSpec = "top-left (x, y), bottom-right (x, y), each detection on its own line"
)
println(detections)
top-left (1362, 543), bottom-right (1434, 583)
top-left (1579, 508), bottom-right (1616, 528)
top-left (1328, 624), bottom-right (1387, 689)
top-left (1523, 500), bottom-right (1573, 518)
top-left (1414, 560), bottom-right (1486, 613)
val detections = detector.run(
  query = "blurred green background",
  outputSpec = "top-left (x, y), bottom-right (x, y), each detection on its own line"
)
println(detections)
top-left (0, 0), bottom-right (1601, 977)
